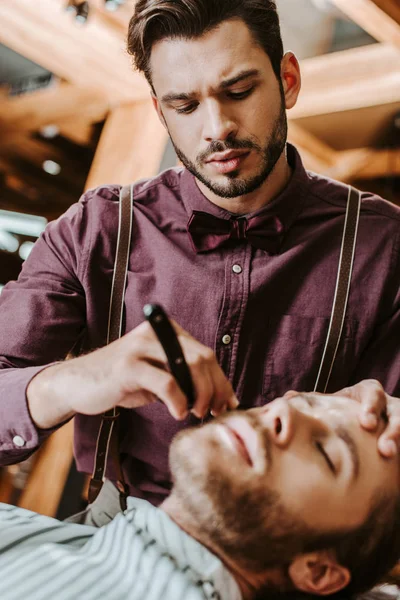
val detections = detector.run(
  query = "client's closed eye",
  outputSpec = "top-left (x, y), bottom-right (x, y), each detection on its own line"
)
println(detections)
top-left (315, 441), bottom-right (336, 475)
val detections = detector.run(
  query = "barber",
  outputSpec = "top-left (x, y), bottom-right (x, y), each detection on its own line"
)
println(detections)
top-left (0, 0), bottom-right (399, 523)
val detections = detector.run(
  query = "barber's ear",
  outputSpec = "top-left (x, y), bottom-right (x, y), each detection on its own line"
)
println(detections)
top-left (280, 52), bottom-right (301, 110)
top-left (151, 93), bottom-right (167, 129)
top-left (288, 551), bottom-right (351, 596)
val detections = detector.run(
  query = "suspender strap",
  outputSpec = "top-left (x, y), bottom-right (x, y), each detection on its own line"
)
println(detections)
top-left (314, 186), bottom-right (361, 393)
top-left (88, 184), bottom-right (133, 508)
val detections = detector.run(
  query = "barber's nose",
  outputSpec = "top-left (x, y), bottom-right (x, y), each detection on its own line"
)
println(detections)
top-left (203, 100), bottom-right (237, 142)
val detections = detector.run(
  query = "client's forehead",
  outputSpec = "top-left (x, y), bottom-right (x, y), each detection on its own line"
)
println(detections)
top-left (296, 392), bottom-right (359, 411)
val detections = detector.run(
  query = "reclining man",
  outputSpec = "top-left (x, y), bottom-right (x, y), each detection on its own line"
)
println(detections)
top-left (1, 391), bottom-right (399, 600)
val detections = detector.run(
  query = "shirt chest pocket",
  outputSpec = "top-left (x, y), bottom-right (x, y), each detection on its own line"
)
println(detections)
top-left (262, 314), bottom-right (358, 400)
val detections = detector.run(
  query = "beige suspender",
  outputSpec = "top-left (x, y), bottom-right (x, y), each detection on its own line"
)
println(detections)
top-left (88, 184), bottom-right (133, 507)
top-left (314, 186), bottom-right (361, 393)
top-left (88, 184), bottom-right (361, 506)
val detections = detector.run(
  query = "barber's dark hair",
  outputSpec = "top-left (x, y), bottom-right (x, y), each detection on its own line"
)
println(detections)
top-left (127, 0), bottom-right (284, 86)
top-left (255, 491), bottom-right (400, 600)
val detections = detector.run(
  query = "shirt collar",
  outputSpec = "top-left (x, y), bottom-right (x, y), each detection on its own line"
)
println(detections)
top-left (180, 143), bottom-right (309, 235)
top-left (126, 498), bottom-right (242, 599)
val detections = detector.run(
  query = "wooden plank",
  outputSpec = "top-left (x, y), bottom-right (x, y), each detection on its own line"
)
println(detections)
top-left (331, 0), bottom-right (400, 48)
top-left (0, 135), bottom-right (87, 210)
top-left (335, 148), bottom-right (400, 180)
top-left (291, 44), bottom-right (400, 118)
top-left (0, 83), bottom-right (108, 135)
top-left (288, 122), bottom-right (337, 170)
top-left (0, 469), bottom-right (15, 504)
top-left (18, 420), bottom-right (74, 517)
top-left (58, 119), bottom-right (96, 147)
top-left (85, 100), bottom-right (168, 188)
top-left (0, 0), bottom-right (149, 104)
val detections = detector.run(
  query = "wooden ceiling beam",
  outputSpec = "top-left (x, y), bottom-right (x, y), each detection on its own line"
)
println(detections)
top-left (0, 0), bottom-right (149, 104)
top-left (291, 44), bottom-right (400, 118)
top-left (330, 0), bottom-right (400, 49)
top-left (85, 99), bottom-right (168, 189)
top-left (0, 83), bottom-right (108, 136)
top-left (57, 119), bottom-right (96, 147)
top-left (288, 119), bottom-right (400, 181)
top-left (334, 147), bottom-right (400, 180)
top-left (287, 122), bottom-right (337, 170)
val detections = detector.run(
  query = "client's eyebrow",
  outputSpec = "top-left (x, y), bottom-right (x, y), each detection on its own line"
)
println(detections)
top-left (335, 426), bottom-right (360, 482)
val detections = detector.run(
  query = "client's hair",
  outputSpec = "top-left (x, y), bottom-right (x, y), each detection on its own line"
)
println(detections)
top-left (257, 490), bottom-right (400, 600)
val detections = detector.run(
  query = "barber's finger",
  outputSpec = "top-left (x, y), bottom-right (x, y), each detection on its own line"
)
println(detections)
top-left (177, 336), bottom-right (239, 414)
top-left (130, 362), bottom-right (189, 420)
top-left (377, 416), bottom-right (400, 457)
top-left (130, 333), bottom-right (208, 413)
top-left (189, 360), bottom-right (214, 419)
top-left (336, 380), bottom-right (387, 430)
top-left (207, 359), bottom-right (239, 415)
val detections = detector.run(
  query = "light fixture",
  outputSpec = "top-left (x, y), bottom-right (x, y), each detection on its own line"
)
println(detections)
top-left (104, 0), bottom-right (125, 11)
top-left (0, 210), bottom-right (47, 238)
top-left (40, 124), bottom-right (60, 139)
top-left (65, 1), bottom-right (90, 24)
top-left (19, 241), bottom-right (35, 261)
top-left (76, 1), bottom-right (90, 24)
top-left (42, 160), bottom-right (61, 176)
top-left (0, 230), bottom-right (19, 253)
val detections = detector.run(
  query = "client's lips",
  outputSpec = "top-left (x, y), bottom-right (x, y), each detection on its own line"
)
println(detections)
top-left (219, 417), bottom-right (259, 467)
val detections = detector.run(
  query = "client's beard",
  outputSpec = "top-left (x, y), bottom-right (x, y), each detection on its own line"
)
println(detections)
top-left (169, 413), bottom-right (311, 574)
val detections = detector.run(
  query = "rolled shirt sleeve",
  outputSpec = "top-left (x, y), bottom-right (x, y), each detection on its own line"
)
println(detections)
top-left (0, 193), bottom-right (91, 465)
top-left (0, 364), bottom-right (61, 464)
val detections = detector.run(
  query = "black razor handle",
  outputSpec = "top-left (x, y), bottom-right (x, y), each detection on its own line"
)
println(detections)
top-left (143, 304), bottom-right (195, 410)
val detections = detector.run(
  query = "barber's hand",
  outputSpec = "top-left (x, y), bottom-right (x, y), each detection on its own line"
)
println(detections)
top-left (27, 320), bottom-right (239, 429)
top-left (335, 380), bottom-right (400, 457)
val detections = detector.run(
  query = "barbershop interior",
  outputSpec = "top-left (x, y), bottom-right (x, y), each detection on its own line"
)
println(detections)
top-left (0, 1), bottom-right (399, 599)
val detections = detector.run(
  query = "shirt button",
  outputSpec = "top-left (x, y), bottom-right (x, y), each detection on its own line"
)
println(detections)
top-left (232, 264), bottom-right (242, 274)
top-left (13, 435), bottom-right (25, 448)
top-left (222, 334), bottom-right (232, 345)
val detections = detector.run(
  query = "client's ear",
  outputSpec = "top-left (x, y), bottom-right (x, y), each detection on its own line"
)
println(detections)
top-left (288, 551), bottom-right (351, 596)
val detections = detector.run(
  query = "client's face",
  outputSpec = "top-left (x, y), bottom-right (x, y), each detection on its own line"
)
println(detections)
top-left (169, 393), bottom-right (399, 571)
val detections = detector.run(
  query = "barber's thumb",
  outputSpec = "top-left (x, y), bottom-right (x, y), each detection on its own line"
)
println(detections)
top-left (228, 393), bottom-right (240, 410)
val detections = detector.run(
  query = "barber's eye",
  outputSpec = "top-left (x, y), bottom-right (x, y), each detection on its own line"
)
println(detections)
top-left (228, 87), bottom-right (254, 100)
top-left (175, 104), bottom-right (197, 115)
top-left (315, 441), bottom-right (336, 475)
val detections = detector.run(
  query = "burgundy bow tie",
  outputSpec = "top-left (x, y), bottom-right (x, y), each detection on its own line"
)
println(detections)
top-left (187, 210), bottom-right (284, 254)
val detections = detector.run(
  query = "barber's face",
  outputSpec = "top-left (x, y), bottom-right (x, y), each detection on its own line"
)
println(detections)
top-left (150, 18), bottom-right (290, 201)
top-left (169, 393), bottom-right (399, 571)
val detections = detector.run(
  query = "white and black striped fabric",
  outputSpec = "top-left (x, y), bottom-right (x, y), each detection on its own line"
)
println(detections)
top-left (0, 498), bottom-right (241, 600)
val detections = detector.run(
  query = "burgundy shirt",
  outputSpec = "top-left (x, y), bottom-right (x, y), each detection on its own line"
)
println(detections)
top-left (0, 145), bottom-right (399, 505)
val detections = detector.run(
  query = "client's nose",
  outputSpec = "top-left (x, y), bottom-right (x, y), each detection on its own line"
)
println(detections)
top-left (260, 399), bottom-right (295, 448)
top-left (259, 396), bottom-right (326, 449)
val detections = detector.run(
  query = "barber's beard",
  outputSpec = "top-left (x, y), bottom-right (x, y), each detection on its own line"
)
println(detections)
top-left (169, 412), bottom-right (310, 575)
top-left (169, 99), bottom-right (288, 200)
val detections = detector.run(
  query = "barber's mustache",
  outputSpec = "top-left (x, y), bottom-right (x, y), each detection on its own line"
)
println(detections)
top-left (198, 138), bottom-right (262, 163)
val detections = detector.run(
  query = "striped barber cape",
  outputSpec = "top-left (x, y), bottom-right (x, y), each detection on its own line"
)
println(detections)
top-left (0, 498), bottom-right (241, 600)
